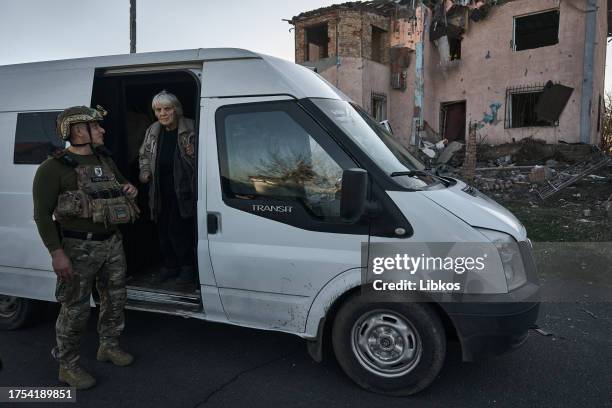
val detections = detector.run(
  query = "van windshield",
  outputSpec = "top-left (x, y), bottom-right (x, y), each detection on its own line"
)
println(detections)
top-left (312, 98), bottom-right (443, 190)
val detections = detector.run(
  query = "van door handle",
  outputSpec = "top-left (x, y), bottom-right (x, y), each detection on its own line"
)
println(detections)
top-left (207, 213), bottom-right (219, 234)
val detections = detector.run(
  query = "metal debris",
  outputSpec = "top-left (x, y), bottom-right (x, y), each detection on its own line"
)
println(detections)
top-left (580, 308), bottom-right (598, 319)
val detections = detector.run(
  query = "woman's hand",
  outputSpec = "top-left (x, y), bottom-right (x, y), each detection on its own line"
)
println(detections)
top-left (139, 172), bottom-right (151, 184)
top-left (185, 143), bottom-right (194, 157)
top-left (122, 183), bottom-right (138, 199)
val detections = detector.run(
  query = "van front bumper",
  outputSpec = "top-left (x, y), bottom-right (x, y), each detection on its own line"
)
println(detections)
top-left (441, 281), bottom-right (540, 362)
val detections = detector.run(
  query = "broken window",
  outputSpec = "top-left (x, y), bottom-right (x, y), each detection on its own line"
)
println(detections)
top-left (371, 93), bottom-right (387, 122)
top-left (371, 26), bottom-right (386, 63)
top-left (505, 85), bottom-right (558, 128)
top-left (305, 23), bottom-right (329, 61)
top-left (513, 10), bottom-right (560, 51)
top-left (448, 37), bottom-right (461, 61)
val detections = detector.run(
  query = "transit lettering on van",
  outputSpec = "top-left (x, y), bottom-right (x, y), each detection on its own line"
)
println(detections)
top-left (251, 204), bottom-right (294, 213)
top-left (0, 48), bottom-right (539, 396)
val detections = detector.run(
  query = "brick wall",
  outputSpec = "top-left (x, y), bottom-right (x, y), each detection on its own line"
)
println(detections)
top-left (361, 13), bottom-right (390, 65)
top-left (295, 9), bottom-right (393, 64)
top-left (294, 11), bottom-right (338, 64)
top-left (337, 10), bottom-right (363, 58)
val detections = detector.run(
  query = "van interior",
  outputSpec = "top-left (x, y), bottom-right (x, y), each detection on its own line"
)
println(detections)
top-left (90, 69), bottom-right (201, 309)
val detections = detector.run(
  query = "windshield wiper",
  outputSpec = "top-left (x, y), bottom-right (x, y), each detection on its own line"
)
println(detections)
top-left (390, 170), bottom-right (432, 177)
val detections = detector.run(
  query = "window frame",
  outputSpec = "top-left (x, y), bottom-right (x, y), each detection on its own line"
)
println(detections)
top-left (504, 84), bottom-right (559, 129)
top-left (214, 99), bottom-right (369, 233)
top-left (371, 92), bottom-right (388, 122)
top-left (13, 110), bottom-right (65, 165)
top-left (512, 9), bottom-right (560, 52)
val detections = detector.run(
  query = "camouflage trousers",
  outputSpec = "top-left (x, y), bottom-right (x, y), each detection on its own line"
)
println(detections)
top-left (52, 233), bottom-right (127, 368)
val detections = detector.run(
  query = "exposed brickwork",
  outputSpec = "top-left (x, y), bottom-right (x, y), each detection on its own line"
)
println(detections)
top-left (337, 10), bottom-right (363, 58)
top-left (462, 123), bottom-right (478, 182)
top-left (295, 9), bottom-right (391, 64)
top-left (362, 13), bottom-right (390, 65)
top-left (294, 11), bottom-right (338, 64)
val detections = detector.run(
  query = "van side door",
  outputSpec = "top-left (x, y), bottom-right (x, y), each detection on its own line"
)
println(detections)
top-left (204, 96), bottom-right (369, 333)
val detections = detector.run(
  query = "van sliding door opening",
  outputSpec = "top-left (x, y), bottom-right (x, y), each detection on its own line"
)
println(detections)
top-left (90, 69), bottom-right (201, 299)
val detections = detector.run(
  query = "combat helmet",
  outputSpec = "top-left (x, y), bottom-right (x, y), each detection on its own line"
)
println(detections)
top-left (56, 105), bottom-right (107, 141)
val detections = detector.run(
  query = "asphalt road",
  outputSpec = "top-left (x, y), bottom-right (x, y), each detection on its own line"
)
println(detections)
top-left (0, 302), bottom-right (610, 408)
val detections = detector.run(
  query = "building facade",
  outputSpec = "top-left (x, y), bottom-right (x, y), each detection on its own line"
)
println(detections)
top-left (290, 0), bottom-right (608, 146)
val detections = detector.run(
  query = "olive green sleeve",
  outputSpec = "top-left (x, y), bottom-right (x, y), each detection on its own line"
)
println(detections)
top-left (108, 158), bottom-right (128, 185)
top-left (32, 160), bottom-right (62, 252)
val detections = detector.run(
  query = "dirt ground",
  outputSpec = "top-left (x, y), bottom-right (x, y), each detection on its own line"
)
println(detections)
top-left (479, 165), bottom-right (612, 242)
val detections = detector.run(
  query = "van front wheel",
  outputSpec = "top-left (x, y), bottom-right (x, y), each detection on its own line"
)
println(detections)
top-left (332, 297), bottom-right (446, 396)
top-left (0, 296), bottom-right (43, 330)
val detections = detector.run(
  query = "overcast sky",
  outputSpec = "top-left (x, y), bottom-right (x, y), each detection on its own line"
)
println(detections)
top-left (1, 0), bottom-right (611, 92)
top-left (0, 0), bottom-right (337, 64)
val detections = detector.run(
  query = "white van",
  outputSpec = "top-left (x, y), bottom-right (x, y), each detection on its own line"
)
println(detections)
top-left (0, 48), bottom-right (539, 395)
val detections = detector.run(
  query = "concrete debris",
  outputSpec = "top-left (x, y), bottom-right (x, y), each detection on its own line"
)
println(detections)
top-left (529, 166), bottom-right (553, 184)
top-left (437, 141), bottom-right (464, 164)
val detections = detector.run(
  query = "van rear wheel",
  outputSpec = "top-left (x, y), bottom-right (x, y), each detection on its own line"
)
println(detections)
top-left (332, 296), bottom-right (446, 396)
top-left (0, 296), bottom-right (44, 330)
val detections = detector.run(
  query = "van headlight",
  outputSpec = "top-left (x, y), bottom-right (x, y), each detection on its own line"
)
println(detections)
top-left (477, 229), bottom-right (527, 291)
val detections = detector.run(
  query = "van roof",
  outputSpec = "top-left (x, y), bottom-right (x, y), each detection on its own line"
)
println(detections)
top-left (0, 48), bottom-right (347, 103)
top-left (0, 48), bottom-right (259, 73)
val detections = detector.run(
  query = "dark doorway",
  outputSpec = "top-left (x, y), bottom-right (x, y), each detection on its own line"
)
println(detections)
top-left (90, 70), bottom-right (200, 294)
top-left (440, 101), bottom-right (466, 142)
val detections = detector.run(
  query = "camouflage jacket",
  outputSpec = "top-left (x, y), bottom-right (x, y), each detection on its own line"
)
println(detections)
top-left (138, 117), bottom-right (196, 220)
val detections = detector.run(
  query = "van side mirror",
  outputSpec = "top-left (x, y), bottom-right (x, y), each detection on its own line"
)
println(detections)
top-left (340, 168), bottom-right (368, 223)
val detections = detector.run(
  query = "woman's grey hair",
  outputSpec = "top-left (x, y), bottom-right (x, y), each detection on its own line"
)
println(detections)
top-left (151, 90), bottom-right (183, 117)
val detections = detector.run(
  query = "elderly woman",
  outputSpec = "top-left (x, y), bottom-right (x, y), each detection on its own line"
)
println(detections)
top-left (139, 91), bottom-right (196, 285)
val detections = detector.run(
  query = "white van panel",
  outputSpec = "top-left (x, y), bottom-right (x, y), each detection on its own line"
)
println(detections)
top-left (0, 112), bottom-right (58, 271)
top-left (0, 266), bottom-right (56, 302)
top-left (201, 56), bottom-right (346, 100)
top-left (0, 68), bottom-right (94, 112)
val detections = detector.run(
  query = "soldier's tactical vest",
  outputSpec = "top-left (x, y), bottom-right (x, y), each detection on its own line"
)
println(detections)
top-left (53, 150), bottom-right (139, 226)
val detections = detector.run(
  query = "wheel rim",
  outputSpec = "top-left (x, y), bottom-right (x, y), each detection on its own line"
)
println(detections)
top-left (0, 295), bottom-right (19, 319)
top-left (351, 309), bottom-right (422, 378)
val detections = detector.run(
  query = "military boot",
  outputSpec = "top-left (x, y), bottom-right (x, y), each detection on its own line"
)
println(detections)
top-left (59, 365), bottom-right (96, 390)
top-left (176, 266), bottom-right (195, 285)
top-left (154, 266), bottom-right (179, 283)
top-left (96, 345), bottom-right (134, 367)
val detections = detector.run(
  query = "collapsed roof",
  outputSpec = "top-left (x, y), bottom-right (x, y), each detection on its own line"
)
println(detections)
top-left (289, 0), bottom-right (416, 24)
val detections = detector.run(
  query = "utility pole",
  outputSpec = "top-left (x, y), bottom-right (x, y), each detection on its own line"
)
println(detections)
top-left (130, 0), bottom-right (136, 53)
top-left (410, 2), bottom-right (427, 146)
top-left (579, 0), bottom-right (597, 144)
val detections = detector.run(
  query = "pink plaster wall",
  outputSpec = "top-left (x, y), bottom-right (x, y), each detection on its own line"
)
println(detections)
top-left (423, 0), bottom-right (604, 145)
top-left (294, 0), bottom-right (607, 146)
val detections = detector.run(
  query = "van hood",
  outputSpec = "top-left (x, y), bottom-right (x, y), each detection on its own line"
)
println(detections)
top-left (419, 180), bottom-right (527, 241)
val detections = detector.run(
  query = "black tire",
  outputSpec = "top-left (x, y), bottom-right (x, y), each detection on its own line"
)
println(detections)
top-left (332, 295), bottom-right (446, 396)
top-left (0, 296), bottom-right (45, 330)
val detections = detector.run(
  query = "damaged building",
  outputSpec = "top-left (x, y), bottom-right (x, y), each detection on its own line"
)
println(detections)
top-left (289, 0), bottom-right (608, 147)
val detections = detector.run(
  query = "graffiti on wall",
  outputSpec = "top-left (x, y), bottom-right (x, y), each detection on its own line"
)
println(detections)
top-left (482, 102), bottom-right (502, 126)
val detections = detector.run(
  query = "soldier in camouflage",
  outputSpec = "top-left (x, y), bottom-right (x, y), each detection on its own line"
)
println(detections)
top-left (32, 106), bottom-right (139, 390)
